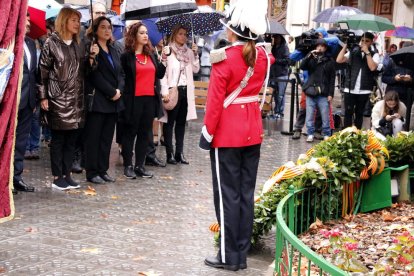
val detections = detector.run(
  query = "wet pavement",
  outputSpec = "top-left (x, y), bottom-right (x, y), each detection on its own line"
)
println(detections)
top-left (1, 88), bottom-right (413, 275)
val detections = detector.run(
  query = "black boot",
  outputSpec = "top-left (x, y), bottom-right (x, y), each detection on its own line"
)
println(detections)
top-left (175, 153), bottom-right (189, 164)
top-left (166, 152), bottom-right (177, 165)
top-left (134, 166), bottom-right (153, 178)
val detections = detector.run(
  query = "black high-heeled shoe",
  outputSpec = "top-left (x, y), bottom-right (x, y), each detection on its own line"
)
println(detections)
top-left (175, 153), bottom-right (189, 165)
top-left (166, 153), bottom-right (177, 164)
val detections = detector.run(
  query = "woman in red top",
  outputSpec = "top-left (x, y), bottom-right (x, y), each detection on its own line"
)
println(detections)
top-left (120, 22), bottom-right (166, 178)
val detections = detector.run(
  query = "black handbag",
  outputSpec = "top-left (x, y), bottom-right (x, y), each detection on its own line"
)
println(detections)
top-left (87, 89), bottom-right (95, 112)
top-left (376, 122), bottom-right (393, 137)
top-left (304, 84), bottom-right (322, 97)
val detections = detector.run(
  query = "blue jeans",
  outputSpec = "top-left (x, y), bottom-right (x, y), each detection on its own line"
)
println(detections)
top-left (306, 95), bottom-right (331, 136)
top-left (272, 75), bottom-right (289, 115)
top-left (26, 106), bottom-right (40, 152)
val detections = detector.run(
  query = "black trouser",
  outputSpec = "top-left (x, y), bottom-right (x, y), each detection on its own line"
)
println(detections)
top-left (163, 86), bottom-right (188, 156)
top-left (50, 129), bottom-right (80, 177)
top-left (343, 93), bottom-right (370, 129)
top-left (210, 144), bottom-right (261, 266)
top-left (84, 112), bottom-right (117, 179)
top-left (13, 105), bottom-right (33, 183)
top-left (146, 128), bottom-right (157, 158)
top-left (122, 96), bottom-right (155, 167)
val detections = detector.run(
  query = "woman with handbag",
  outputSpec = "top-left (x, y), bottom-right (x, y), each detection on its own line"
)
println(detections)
top-left (83, 17), bottom-right (124, 184)
top-left (38, 7), bottom-right (86, 191)
top-left (120, 22), bottom-right (166, 179)
top-left (300, 38), bottom-right (336, 142)
top-left (372, 90), bottom-right (406, 139)
top-left (160, 25), bottom-right (200, 165)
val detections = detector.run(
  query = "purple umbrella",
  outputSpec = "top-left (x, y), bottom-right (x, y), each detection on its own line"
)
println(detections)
top-left (385, 26), bottom-right (414, 39)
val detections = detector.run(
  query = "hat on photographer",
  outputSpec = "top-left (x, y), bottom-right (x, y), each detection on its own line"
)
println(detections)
top-left (316, 38), bottom-right (328, 47)
top-left (220, 0), bottom-right (268, 40)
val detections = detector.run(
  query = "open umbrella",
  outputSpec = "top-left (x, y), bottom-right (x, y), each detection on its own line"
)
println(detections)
top-left (337, 13), bottom-right (395, 32)
top-left (27, 6), bottom-right (47, 39)
top-left (390, 45), bottom-right (414, 71)
top-left (28, 0), bottom-right (62, 10)
top-left (142, 18), bottom-right (164, 46)
top-left (266, 18), bottom-right (289, 35)
top-left (156, 6), bottom-right (224, 36)
top-left (313, 5), bottom-right (362, 23)
top-left (76, 6), bottom-right (117, 24)
top-left (385, 26), bottom-right (414, 39)
top-left (122, 0), bottom-right (197, 20)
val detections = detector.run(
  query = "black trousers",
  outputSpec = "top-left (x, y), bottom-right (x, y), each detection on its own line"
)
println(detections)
top-left (50, 129), bottom-right (80, 177)
top-left (209, 144), bottom-right (261, 266)
top-left (13, 105), bottom-right (33, 183)
top-left (84, 112), bottom-right (117, 179)
top-left (163, 86), bottom-right (188, 155)
top-left (343, 93), bottom-right (370, 129)
top-left (122, 96), bottom-right (155, 167)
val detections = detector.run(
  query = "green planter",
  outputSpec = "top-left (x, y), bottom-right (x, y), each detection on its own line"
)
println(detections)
top-left (360, 165), bottom-right (409, 213)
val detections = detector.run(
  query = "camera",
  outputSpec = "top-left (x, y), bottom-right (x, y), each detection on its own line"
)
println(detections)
top-left (295, 29), bottom-right (320, 55)
top-left (328, 22), bottom-right (361, 49)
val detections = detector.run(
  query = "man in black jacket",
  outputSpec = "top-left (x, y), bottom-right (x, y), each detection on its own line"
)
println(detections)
top-left (336, 32), bottom-right (380, 129)
top-left (13, 12), bottom-right (37, 193)
top-left (300, 39), bottom-right (335, 142)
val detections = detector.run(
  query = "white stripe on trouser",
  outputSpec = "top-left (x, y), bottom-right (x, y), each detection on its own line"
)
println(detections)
top-left (215, 148), bottom-right (226, 263)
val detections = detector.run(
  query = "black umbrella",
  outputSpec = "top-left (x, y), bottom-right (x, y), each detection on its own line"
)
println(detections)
top-left (266, 18), bottom-right (289, 35)
top-left (122, 0), bottom-right (198, 20)
top-left (390, 45), bottom-right (414, 71)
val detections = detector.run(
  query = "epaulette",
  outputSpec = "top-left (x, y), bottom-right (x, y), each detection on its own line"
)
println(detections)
top-left (256, 42), bottom-right (272, 54)
top-left (209, 46), bottom-right (229, 64)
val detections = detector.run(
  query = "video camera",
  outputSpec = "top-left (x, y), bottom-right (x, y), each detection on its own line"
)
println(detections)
top-left (328, 22), bottom-right (361, 49)
top-left (294, 29), bottom-right (320, 55)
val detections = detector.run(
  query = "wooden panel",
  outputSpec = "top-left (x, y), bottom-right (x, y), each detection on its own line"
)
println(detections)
top-left (375, 0), bottom-right (393, 21)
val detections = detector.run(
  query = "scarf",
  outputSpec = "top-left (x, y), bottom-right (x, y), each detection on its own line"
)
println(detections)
top-left (170, 42), bottom-right (190, 66)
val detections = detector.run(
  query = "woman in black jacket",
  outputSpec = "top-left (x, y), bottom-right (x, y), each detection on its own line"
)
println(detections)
top-left (84, 17), bottom-right (125, 184)
top-left (120, 22), bottom-right (166, 179)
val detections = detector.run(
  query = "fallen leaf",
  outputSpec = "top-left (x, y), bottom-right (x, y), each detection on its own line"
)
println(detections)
top-left (83, 186), bottom-right (97, 196)
top-left (381, 211), bottom-right (396, 222)
top-left (101, 213), bottom-right (109, 219)
top-left (132, 256), bottom-right (147, 261)
top-left (159, 176), bottom-right (173, 180)
top-left (0, 266), bottom-right (6, 273)
top-left (80, 248), bottom-right (101, 254)
top-left (309, 218), bottom-right (323, 230)
top-left (66, 189), bottom-right (82, 194)
top-left (111, 195), bottom-right (119, 200)
top-left (25, 227), bottom-right (37, 233)
top-left (138, 271), bottom-right (160, 276)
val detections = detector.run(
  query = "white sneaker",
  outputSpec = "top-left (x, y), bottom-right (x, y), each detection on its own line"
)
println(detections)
top-left (306, 135), bottom-right (314, 142)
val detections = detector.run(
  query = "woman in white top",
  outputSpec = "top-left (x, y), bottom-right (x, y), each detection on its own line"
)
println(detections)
top-left (371, 90), bottom-right (406, 139)
top-left (160, 24), bottom-right (200, 165)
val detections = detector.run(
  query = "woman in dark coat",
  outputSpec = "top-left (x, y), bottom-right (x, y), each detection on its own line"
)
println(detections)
top-left (84, 17), bottom-right (125, 184)
top-left (120, 22), bottom-right (166, 179)
top-left (39, 7), bottom-right (85, 191)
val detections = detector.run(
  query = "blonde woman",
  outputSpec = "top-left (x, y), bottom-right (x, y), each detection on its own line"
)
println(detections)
top-left (161, 25), bottom-right (199, 165)
top-left (39, 7), bottom-right (87, 190)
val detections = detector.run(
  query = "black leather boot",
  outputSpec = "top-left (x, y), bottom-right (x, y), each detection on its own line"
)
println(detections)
top-left (175, 153), bottom-right (189, 164)
top-left (166, 152), bottom-right (177, 165)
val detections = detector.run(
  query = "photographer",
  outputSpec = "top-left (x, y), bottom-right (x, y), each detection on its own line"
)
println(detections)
top-left (300, 39), bottom-right (335, 142)
top-left (336, 32), bottom-right (380, 129)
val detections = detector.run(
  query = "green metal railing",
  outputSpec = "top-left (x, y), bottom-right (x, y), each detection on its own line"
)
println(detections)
top-left (274, 185), bottom-right (347, 275)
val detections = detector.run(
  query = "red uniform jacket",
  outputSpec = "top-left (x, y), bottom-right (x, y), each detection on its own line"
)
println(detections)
top-left (204, 45), bottom-right (275, 148)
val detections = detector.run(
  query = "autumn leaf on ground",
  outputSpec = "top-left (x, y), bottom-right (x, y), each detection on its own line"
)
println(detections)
top-left (80, 248), bottom-right (101, 254)
top-left (25, 227), bottom-right (38, 233)
top-left (83, 186), bottom-right (97, 196)
top-left (132, 256), bottom-right (147, 261)
top-left (0, 266), bottom-right (6, 273)
top-left (111, 195), bottom-right (119, 200)
top-left (101, 213), bottom-right (109, 219)
top-left (66, 189), bottom-right (82, 194)
top-left (343, 214), bottom-right (355, 221)
top-left (138, 271), bottom-right (161, 276)
top-left (381, 211), bottom-right (396, 222)
top-left (309, 218), bottom-right (323, 230)
top-left (159, 176), bottom-right (173, 180)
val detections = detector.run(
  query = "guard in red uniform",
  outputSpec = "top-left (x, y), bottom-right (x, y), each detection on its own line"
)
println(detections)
top-left (200, 0), bottom-right (274, 271)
